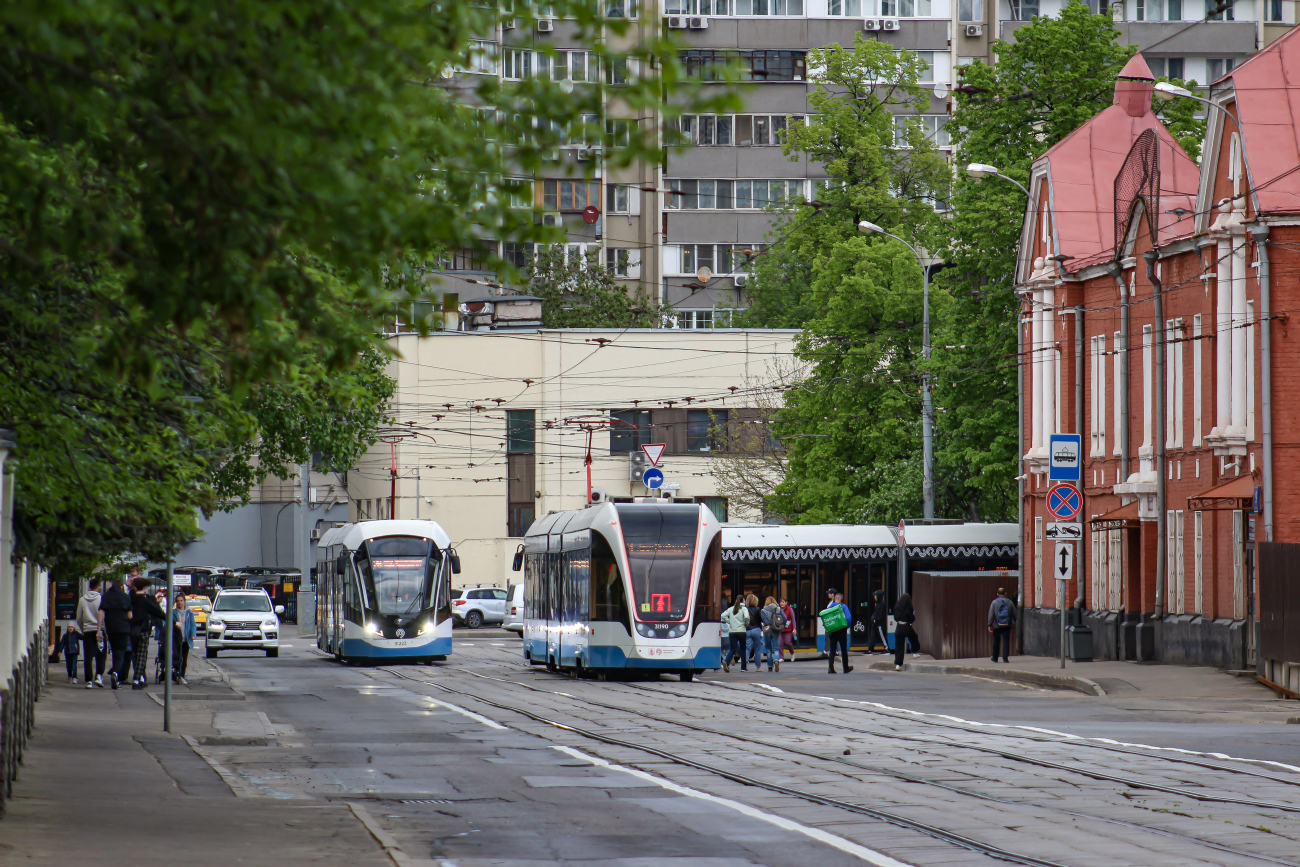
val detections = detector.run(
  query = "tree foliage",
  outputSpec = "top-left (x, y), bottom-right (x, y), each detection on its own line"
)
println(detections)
top-left (523, 246), bottom-right (664, 329)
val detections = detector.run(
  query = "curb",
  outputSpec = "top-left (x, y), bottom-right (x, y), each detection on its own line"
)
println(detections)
top-left (866, 661), bottom-right (1106, 696)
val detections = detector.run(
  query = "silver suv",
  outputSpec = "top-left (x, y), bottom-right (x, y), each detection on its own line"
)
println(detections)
top-left (452, 587), bottom-right (507, 629)
top-left (205, 589), bottom-right (284, 658)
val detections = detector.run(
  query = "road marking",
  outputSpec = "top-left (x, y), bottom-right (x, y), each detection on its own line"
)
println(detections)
top-left (349, 802), bottom-right (432, 867)
top-left (754, 683), bottom-right (785, 694)
top-left (421, 697), bottom-right (506, 730)
top-left (550, 745), bottom-right (914, 867)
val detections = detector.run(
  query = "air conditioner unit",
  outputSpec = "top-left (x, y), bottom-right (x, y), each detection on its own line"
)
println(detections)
top-left (588, 487), bottom-right (608, 505)
top-left (733, 274), bottom-right (748, 287)
top-left (965, 23), bottom-right (984, 36)
top-left (667, 15), bottom-right (687, 28)
top-left (310, 528), bottom-right (322, 540)
top-left (575, 148), bottom-right (593, 161)
top-left (542, 211), bottom-right (563, 226)
top-left (689, 16), bottom-right (709, 28)
top-left (628, 451), bottom-right (648, 481)
top-left (881, 17), bottom-right (901, 29)
top-left (502, 18), bottom-right (517, 29)
top-left (537, 18), bottom-right (555, 32)
top-left (863, 17), bottom-right (881, 30)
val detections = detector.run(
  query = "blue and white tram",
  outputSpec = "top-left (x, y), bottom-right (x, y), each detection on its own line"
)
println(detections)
top-left (514, 502), bottom-right (723, 679)
top-left (315, 520), bottom-right (459, 663)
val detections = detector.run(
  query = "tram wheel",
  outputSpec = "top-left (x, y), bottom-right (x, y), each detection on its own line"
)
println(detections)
top-left (679, 671), bottom-right (694, 682)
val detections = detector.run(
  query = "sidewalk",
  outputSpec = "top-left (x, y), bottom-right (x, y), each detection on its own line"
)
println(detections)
top-left (0, 659), bottom-right (388, 866)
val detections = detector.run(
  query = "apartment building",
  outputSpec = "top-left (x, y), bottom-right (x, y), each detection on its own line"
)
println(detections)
top-left (1014, 40), bottom-right (1300, 690)
top-left (346, 324), bottom-right (797, 588)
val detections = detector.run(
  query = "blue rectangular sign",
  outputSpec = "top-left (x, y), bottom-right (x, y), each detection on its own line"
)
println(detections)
top-left (1048, 433), bottom-right (1082, 482)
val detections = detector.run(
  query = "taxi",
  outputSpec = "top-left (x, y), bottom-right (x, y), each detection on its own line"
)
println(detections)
top-left (186, 595), bottom-right (212, 633)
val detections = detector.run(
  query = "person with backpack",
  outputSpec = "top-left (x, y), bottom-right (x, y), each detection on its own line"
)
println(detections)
top-left (821, 589), bottom-right (853, 674)
top-left (721, 597), bottom-right (750, 672)
top-left (987, 587), bottom-right (1017, 664)
top-left (760, 596), bottom-right (784, 673)
top-left (778, 596), bottom-right (797, 663)
top-left (892, 592), bottom-right (917, 671)
top-left (869, 588), bottom-right (889, 654)
top-left (744, 593), bottom-right (764, 669)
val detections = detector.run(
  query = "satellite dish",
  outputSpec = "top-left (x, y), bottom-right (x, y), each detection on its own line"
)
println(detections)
top-left (696, 266), bottom-right (713, 283)
top-left (559, 79), bottom-right (574, 94)
top-left (933, 82), bottom-right (950, 100)
top-left (582, 205), bottom-right (600, 225)
top-left (440, 65), bottom-right (454, 79)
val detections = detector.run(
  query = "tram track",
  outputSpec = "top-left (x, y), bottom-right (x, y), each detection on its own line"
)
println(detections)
top-left (402, 664), bottom-right (1300, 867)
top-left (382, 663), bottom-right (1300, 867)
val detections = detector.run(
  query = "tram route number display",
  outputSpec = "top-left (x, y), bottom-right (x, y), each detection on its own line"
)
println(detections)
top-left (641, 594), bottom-right (672, 613)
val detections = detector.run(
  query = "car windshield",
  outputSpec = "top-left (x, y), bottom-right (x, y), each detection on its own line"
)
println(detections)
top-left (361, 536), bottom-right (433, 616)
top-left (214, 594), bottom-right (272, 612)
top-left (188, 599), bottom-right (211, 610)
top-left (617, 505), bottom-right (699, 622)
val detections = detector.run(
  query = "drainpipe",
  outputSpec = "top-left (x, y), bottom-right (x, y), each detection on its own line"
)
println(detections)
top-left (1075, 304), bottom-right (1085, 611)
top-left (1248, 224), bottom-right (1273, 544)
top-left (1018, 304), bottom-right (1025, 619)
top-left (1145, 250), bottom-right (1165, 620)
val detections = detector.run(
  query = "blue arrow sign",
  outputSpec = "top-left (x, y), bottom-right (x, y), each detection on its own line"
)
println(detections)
top-left (642, 467), bottom-right (664, 489)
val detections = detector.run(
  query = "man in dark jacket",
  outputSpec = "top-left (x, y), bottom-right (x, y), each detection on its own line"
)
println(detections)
top-left (869, 588), bottom-right (889, 654)
top-left (892, 593), bottom-right (917, 670)
top-left (98, 577), bottom-right (133, 690)
top-left (128, 576), bottom-right (167, 689)
top-left (987, 587), bottom-right (1017, 663)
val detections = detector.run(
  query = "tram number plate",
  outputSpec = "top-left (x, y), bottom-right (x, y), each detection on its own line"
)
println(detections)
top-left (390, 640), bottom-right (408, 647)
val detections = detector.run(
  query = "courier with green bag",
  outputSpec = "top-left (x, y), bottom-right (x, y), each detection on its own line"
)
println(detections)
top-left (820, 589), bottom-right (853, 674)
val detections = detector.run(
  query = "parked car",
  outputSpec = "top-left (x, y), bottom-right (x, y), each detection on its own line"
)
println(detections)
top-left (452, 587), bottom-right (508, 629)
top-left (503, 584), bottom-right (524, 634)
top-left (205, 589), bottom-right (284, 657)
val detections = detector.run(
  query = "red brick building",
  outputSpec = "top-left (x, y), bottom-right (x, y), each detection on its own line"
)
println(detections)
top-left (1016, 38), bottom-right (1300, 687)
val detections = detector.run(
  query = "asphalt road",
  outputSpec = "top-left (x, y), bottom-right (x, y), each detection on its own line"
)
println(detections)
top-left (196, 630), bottom-right (1300, 867)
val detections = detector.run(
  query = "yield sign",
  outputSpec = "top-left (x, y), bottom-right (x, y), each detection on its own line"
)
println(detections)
top-left (1047, 483), bottom-right (1082, 522)
top-left (641, 443), bottom-right (667, 466)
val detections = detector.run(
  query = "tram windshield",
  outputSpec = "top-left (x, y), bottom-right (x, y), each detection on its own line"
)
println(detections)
top-left (617, 505), bottom-right (699, 622)
top-left (358, 536), bottom-right (435, 616)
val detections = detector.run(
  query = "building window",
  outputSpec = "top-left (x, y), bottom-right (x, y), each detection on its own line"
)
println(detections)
top-left (880, 0), bottom-right (934, 13)
top-left (1265, 0), bottom-right (1284, 20)
top-left (605, 0), bottom-right (638, 17)
top-left (1007, 0), bottom-right (1039, 19)
top-left (677, 244), bottom-right (760, 276)
top-left (606, 184), bottom-right (631, 214)
top-left (610, 409), bottom-right (652, 453)
top-left (542, 180), bottom-right (599, 211)
top-left (508, 506), bottom-right (535, 538)
top-left (893, 115), bottom-right (950, 147)
top-left (665, 179), bottom-right (806, 210)
top-left (828, 0), bottom-right (863, 13)
top-left (958, 0), bottom-right (982, 21)
top-left (438, 247), bottom-right (487, 271)
top-left (1206, 0), bottom-right (1234, 19)
top-left (1090, 335), bottom-right (1107, 457)
top-left (502, 242), bottom-right (534, 269)
top-left (1147, 57), bottom-right (1186, 78)
top-left (605, 247), bottom-right (639, 277)
top-left (1165, 319), bottom-right (1184, 448)
top-left (678, 115), bottom-right (805, 146)
top-left (1142, 324), bottom-right (1154, 450)
top-left (687, 409), bottom-right (728, 451)
top-left (679, 50), bottom-right (807, 83)
top-left (507, 410), bottom-right (536, 454)
top-left (698, 497), bottom-right (728, 522)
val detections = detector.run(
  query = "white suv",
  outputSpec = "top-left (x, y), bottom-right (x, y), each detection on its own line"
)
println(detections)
top-left (205, 589), bottom-right (284, 658)
top-left (452, 587), bottom-right (508, 629)
top-left (503, 584), bottom-right (524, 634)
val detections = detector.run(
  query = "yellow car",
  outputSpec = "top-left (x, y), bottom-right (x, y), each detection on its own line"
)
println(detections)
top-left (186, 596), bottom-right (212, 633)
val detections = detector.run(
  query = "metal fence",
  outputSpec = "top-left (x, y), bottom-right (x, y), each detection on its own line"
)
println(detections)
top-left (1258, 542), bottom-right (1300, 693)
top-left (912, 571), bottom-right (1019, 660)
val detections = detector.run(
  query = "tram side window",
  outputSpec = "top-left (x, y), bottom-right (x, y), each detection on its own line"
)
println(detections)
top-left (591, 532), bottom-right (630, 625)
top-left (692, 533), bottom-right (722, 628)
top-left (524, 555), bottom-right (540, 620)
top-left (572, 549), bottom-right (591, 622)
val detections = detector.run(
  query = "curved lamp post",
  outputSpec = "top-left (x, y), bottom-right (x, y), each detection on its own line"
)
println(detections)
top-left (966, 163), bottom-right (1032, 197)
top-left (858, 220), bottom-right (934, 520)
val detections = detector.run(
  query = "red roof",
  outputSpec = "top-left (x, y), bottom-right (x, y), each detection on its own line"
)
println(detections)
top-left (1032, 54), bottom-right (1199, 273)
top-left (1225, 25), bottom-right (1300, 215)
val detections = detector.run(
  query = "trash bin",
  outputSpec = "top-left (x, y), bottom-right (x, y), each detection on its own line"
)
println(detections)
top-left (1067, 625), bottom-right (1093, 662)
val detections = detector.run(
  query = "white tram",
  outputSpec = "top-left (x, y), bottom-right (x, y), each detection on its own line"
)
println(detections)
top-left (316, 520), bottom-right (458, 663)
top-left (514, 502), bottom-right (723, 679)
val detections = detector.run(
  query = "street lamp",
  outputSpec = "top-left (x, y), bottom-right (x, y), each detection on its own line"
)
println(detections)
top-left (1152, 82), bottom-right (1254, 198)
top-left (858, 220), bottom-right (935, 520)
top-left (965, 163), bottom-right (1031, 198)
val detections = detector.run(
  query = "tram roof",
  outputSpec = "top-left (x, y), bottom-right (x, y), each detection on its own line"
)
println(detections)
top-left (721, 522), bottom-right (1018, 548)
top-left (319, 519), bottom-right (453, 550)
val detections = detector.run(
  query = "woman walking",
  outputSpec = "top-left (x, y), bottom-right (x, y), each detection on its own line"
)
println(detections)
top-left (171, 593), bottom-right (197, 684)
top-left (721, 598), bottom-right (749, 672)
top-left (779, 596), bottom-right (797, 663)
top-left (760, 596), bottom-right (783, 673)
top-left (892, 592), bottom-right (918, 671)
top-left (744, 594), bottom-right (764, 670)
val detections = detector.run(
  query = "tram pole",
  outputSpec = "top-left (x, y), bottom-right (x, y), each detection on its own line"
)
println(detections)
top-left (164, 561), bottom-right (173, 732)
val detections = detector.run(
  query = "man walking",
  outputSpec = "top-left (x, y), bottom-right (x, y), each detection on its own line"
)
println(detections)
top-left (987, 587), bottom-right (1016, 664)
top-left (869, 588), bottom-right (889, 654)
top-left (98, 577), bottom-right (132, 690)
top-left (822, 589), bottom-right (853, 674)
top-left (76, 578), bottom-right (107, 688)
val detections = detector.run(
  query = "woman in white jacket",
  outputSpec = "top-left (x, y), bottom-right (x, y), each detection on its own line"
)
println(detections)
top-left (720, 598), bottom-right (750, 673)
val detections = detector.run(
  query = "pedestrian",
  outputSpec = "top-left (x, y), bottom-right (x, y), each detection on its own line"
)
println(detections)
top-left (779, 596), bottom-right (797, 663)
top-left (98, 577), bottom-right (133, 690)
top-left (59, 623), bottom-right (81, 683)
top-left (987, 587), bottom-right (1016, 664)
top-left (893, 592), bottom-right (918, 671)
top-left (171, 593), bottom-right (196, 683)
top-left (76, 578), bottom-right (107, 688)
top-left (821, 589), bottom-right (853, 674)
top-left (128, 576), bottom-right (167, 689)
top-left (760, 596), bottom-right (784, 673)
top-left (869, 588), bottom-right (889, 654)
top-left (721, 597), bottom-right (750, 672)
top-left (744, 594), bottom-right (764, 669)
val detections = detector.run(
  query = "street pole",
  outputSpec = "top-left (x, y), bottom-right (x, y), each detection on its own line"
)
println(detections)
top-left (164, 561), bottom-right (173, 732)
top-left (1060, 564), bottom-right (1066, 669)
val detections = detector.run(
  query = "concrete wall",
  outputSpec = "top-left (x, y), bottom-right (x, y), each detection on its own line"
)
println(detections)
top-left (1021, 606), bottom-right (1246, 669)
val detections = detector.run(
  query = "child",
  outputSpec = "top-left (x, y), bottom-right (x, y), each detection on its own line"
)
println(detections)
top-left (59, 623), bottom-right (82, 683)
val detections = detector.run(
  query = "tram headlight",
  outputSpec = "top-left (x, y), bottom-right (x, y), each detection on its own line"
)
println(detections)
top-left (366, 621), bottom-right (384, 636)
top-left (636, 622), bottom-right (689, 639)
top-left (417, 619), bottom-right (432, 636)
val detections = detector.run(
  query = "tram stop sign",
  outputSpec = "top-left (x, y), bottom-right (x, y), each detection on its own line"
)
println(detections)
top-left (642, 467), bottom-right (664, 489)
top-left (1048, 433), bottom-right (1082, 481)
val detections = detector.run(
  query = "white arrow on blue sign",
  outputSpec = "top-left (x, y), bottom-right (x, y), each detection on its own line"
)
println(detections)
top-left (1048, 433), bottom-right (1082, 482)
top-left (642, 467), bottom-right (664, 489)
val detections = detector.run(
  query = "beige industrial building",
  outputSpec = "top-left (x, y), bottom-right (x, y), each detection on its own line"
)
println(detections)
top-left (346, 320), bottom-right (798, 588)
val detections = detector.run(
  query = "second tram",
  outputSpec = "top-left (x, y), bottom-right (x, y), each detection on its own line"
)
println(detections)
top-left (515, 501), bottom-right (722, 679)
top-left (315, 520), bottom-right (457, 663)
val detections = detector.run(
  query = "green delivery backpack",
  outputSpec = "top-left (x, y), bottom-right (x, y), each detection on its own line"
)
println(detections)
top-left (819, 604), bottom-right (847, 633)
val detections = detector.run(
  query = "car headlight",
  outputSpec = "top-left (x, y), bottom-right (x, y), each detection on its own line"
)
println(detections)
top-left (262, 618), bottom-right (277, 628)
top-left (366, 622), bottom-right (384, 636)
top-left (208, 618), bottom-right (224, 629)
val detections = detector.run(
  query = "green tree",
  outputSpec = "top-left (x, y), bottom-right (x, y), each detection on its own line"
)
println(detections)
top-left (739, 35), bottom-right (948, 328)
top-left (522, 246), bottom-right (664, 328)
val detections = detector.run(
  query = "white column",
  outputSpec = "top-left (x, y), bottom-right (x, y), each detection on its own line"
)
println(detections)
top-left (1213, 236), bottom-right (1231, 439)
top-left (14, 560), bottom-right (27, 663)
top-left (1230, 228), bottom-right (1248, 436)
top-left (0, 459), bottom-right (11, 678)
top-left (1030, 292), bottom-right (1043, 454)
top-left (1043, 286), bottom-right (1056, 439)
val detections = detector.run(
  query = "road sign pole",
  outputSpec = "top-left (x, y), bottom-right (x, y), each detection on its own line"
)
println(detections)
top-left (1060, 566), bottom-right (1066, 670)
top-left (164, 561), bottom-right (173, 732)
